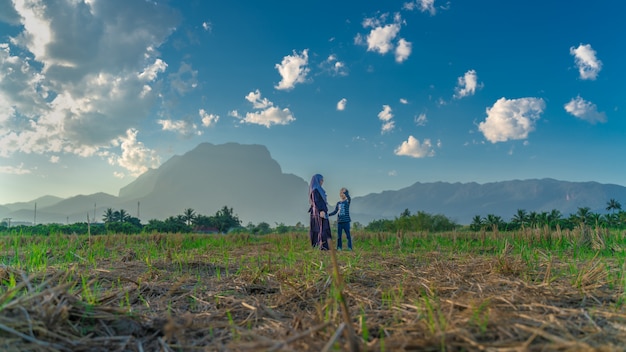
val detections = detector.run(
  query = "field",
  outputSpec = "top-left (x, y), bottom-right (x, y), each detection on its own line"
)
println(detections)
top-left (1, 228), bottom-right (626, 351)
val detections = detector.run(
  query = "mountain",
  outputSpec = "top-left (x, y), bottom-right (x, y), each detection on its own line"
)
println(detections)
top-left (2, 195), bottom-right (64, 212)
top-left (3, 143), bottom-right (626, 227)
top-left (350, 179), bottom-right (626, 225)
top-left (116, 142), bottom-right (310, 225)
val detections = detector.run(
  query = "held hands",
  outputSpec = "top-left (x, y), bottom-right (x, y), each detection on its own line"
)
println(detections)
top-left (320, 211), bottom-right (326, 219)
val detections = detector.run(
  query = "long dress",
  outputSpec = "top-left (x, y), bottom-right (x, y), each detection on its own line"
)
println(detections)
top-left (309, 188), bottom-right (331, 250)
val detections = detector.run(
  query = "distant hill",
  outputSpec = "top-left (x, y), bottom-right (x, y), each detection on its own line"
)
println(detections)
top-left (116, 142), bottom-right (310, 225)
top-left (2, 143), bottom-right (310, 225)
top-left (2, 143), bottom-right (626, 227)
top-left (350, 179), bottom-right (626, 225)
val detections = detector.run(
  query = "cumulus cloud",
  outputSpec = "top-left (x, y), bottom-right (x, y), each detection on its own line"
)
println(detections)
top-left (233, 90), bottom-right (295, 128)
top-left (356, 13), bottom-right (411, 62)
top-left (0, 162), bottom-right (31, 175)
top-left (395, 38), bottom-right (412, 63)
top-left (478, 97), bottom-right (546, 143)
top-left (394, 136), bottom-right (436, 158)
top-left (564, 96), bottom-right (606, 124)
top-left (49, 155), bottom-right (59, 163)
top-left (275, 49), bottom-right (310, 90)
top-left (107, 129), bottom-right (160, 177)
top-left (570, 44), bottom-right (602, 80)
top-left (321, 54), bottom-right (348, 76)
top-left (403, 0), bottom-right (437, 15)
top-left (199, 109), bottom-right (219, 127)
top-left (378, 105), bottom-right (395, 134)
top-left (337, 98), bottom-right (347, 111)
top-left (0, 0), bottom-right (179, 175)
top-left (454, 69), bottom-right (482, 99)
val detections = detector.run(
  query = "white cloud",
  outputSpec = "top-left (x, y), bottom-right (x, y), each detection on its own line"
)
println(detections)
top-left (415, 113), bottom-right (428, 126)
top-left (138, 59), bottom-right (168, 82)
top-left (378, 105), bottom-right (395, 134)
top-left (157, 119), bottom-right (201, 137)
top-left (245, 89), bottom-right (272, 109)
top-left (0, 162), bottom-right (31, 175)
top-left (321, 54), bottom-right (348, 76)
top-left (454, 69), bottom-right (482, 99)
top-left (357, 13), bottom-right (410, 62)
top-left (108, 129), bottom-right (160, 177)
top-left (337, 98), bottom-right (347, 111)
top-left (564, 96), bottom-right (606, 124)
top-left (49, 155), bottom-right (59, 163)
top-left (478, 97), bottom-right (545, 143)
top-left (381, 121), bottom-right (395, 134)
top-left (395, 38), bottom-right (412, 63)
top-left (0, 0), bottom-right (179, 165)
top-left (199, 109), bottom-right (219, 127)
top-left (394, 136), bottom-right (435, 158)
top-left (399, 98), bottom-right (409, 104)
top-left (378, 105), bottom-right (394, 122)
top-left (202, 21), bottom-right (212, 31)
top-left (570, 44), bottom-right (602, 80)
top-left (236, 90), bottom-right (295, 128)
top-left (403, 0), bottom-right (437, 15)
top-left (275, 49), bottom-right (310, 90)
top-left (388, 170), bottom-right (397, 176)
top-left (367, 23), bottom-right (401, 54)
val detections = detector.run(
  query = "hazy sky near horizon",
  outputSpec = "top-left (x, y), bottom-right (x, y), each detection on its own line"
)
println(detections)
top-left (1, 0), bottom-right (625, 205)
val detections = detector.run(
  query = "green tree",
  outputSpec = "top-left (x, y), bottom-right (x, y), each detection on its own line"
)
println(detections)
top-left (606, 198), bottom-right (622, 214)
top-left (213, 206), bottom-right (241, 233)
top-left (574, 207), bottom-right (592, 226)
top-left (102, 208), bottom-right (115, 223)
top-left (511, 209), bottom-right (528, 229)
top-left (548, 209), bottom-right (562, 229)
top-left (182, 208), bottom-right (196, 226)
top-left (470, 215), bottom-right (484, 231)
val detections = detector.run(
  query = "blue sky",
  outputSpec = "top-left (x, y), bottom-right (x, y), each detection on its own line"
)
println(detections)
top-left (0, 0), bottom-right (624, 205)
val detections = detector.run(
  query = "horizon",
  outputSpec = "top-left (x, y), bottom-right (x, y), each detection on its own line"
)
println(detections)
top-left (1, 1), bottom-right (625, 204)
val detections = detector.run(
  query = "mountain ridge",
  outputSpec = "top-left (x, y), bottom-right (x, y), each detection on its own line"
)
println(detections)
top-left (2, 143), bottom-right (625, 226)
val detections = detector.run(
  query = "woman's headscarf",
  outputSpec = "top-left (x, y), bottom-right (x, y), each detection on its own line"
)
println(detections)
top-left (309, 174), bottom-right (327, 207)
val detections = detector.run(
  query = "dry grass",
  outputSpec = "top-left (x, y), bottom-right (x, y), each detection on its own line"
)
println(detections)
top-left (1, 232), bottom-right (626, 351)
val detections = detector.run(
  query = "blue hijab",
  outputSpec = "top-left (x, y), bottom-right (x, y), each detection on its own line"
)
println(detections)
top-left (309, 174), bottom-right (327, 207)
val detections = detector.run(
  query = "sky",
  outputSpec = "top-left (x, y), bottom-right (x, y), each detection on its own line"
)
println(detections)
top-left (0, 0), bottom-right (625, 205)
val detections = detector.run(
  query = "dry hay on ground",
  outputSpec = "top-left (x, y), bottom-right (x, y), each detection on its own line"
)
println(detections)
top-left (1, 237), bottom-right (626, 351)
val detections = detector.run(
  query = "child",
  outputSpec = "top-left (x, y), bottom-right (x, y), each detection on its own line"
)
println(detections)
top-left (328, 188), bottom-right (352, 250)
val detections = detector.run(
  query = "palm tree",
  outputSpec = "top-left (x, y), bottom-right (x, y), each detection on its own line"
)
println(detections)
top-left (575, 207), bottom-right (592, 226)
top-left (538, 211), bottom-right (549, 228)
top-left (113, 209), bottom-right (130, 223)
top-left (511, 209), bottom-right (528, 229)
top-left (606, 199), bottom-right (622, 214)
top-left (485, 214), bottom-right (502, 231)
top-left (102, 208), bottom-right (115, 223)
top-left (182, 208), bottom-right (196, 226)
top-left (470, 215), bottom-right (484, 231)
top-left (548, 209), bottom-right (562, 229)
top-left (528, 211), bottom-right (539, 228)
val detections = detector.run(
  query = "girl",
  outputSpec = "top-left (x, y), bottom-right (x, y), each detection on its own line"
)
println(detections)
top-left (328, 188), bottom-right (352, 250)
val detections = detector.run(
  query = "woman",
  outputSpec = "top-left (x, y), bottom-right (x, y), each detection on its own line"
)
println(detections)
top-left (308, 174), bottom-right (331, 250)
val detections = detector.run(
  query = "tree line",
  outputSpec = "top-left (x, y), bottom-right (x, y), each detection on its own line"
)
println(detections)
top-left (1, 198), bottom-right (624, 235)
top-left (470, 199), bottom-right (625, 231)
